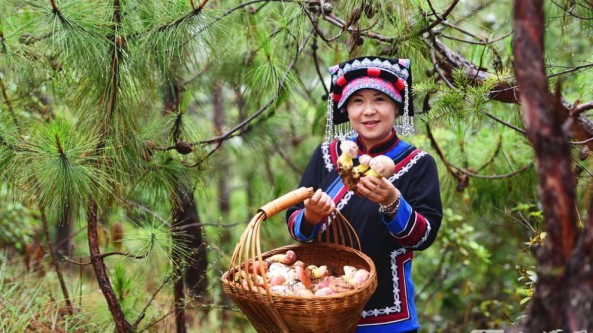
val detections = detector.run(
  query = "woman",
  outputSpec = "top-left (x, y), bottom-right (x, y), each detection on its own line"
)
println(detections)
top-left (286, 57), bottom-right (442, 333)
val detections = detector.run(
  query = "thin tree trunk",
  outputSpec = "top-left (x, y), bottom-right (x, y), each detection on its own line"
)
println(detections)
top-left (214, 82), bottom-right (233, 326)
top-left (164, 79), bottom-right (188, 333)
top-left (176, 182), bottom-right (208, 296)
top-left (40, 208), bottom-right (74, 315)
top-left (164, 78), bottom-right (208, 333)
top-left (170, 179), bottom-right (209, 333)
top-left (512, 1), bottom-right (579, 331)
top-left (171, 187), bottom-right (188, 333)
top-left (55, 204), bottom-right (72, 263)
top-left (87, 199), bottom-right (132, 333)
top-left (214, 82), bottom-right (230, 215)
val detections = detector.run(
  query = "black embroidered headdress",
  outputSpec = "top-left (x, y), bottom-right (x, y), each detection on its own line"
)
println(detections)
top-left (325, 56), bottom-right (414, 142)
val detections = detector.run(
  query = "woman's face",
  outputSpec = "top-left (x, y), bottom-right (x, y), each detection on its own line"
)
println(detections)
top-left (346, 89), bottom-right (398, 148)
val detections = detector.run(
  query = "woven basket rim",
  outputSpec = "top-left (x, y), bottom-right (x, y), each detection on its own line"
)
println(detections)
top-left (221, 242), bottom-right (377, 302)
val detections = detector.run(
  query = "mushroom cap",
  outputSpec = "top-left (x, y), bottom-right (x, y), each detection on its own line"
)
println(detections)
top-left (339, 140), bottom-right (359, 158)
top-left (359, 154), bottom-right (372, 165)
top-left (369, 155), bottom-right (395, 178)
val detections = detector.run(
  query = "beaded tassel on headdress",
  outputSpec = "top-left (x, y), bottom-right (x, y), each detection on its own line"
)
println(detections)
top-left (325, 98), bottom-right (355, 143)
top-left (324, 98), bottom-right (335, 143)
top-left (395, 80), bottom-right (415, 136)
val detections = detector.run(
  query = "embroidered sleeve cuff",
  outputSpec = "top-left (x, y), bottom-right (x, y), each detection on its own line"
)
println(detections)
top-left (381, 196), bottom-right (413, 235)
top-left (293, 210), bottom-right (322, 242)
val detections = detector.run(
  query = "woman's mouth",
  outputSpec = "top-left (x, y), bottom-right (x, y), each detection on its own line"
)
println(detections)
top-left (362, 120), bottom-right (380, 128)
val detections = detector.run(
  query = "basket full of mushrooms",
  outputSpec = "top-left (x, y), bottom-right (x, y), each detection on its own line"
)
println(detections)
top-left (221, 187), bottom-right (377, 333)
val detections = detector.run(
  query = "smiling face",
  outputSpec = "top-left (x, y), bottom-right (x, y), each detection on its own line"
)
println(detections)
top-left (346, 89), bottom-right (398, 148)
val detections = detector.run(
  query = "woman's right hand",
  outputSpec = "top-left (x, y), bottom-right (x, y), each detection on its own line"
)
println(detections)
top-left (303, 189), bottom-right (335, 226)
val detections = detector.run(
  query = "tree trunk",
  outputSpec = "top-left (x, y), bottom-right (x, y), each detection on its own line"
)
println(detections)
top-left (213, 82), bottom-right (233, 326)
top-left (171, 220), bottom-right (187, 333)
top-left (171, 181), bottom-right (208, 333)
top-left (87, 199), bottom-right (132, 333)
top-left (512, 0), bottom-right (579, 331)
top-left (41, 209), bottom-right (74, 315)
top-left (214, 82), bottom-right (230, 215)
top-left (55, 204), bottom-right (72, 263)
top-left (164, 78), bottom-right (209, 333)
top-left (177, 183), bottom-right (208, 297)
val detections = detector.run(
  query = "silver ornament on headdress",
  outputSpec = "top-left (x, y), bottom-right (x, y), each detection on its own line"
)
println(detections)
top-left (394, 79), bottom-right (415, 136)
top-left (324, 98), bottom-right (356, 143)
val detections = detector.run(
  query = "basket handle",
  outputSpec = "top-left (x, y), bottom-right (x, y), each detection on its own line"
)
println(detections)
top-left (258, 187), bottom-right (315, 219)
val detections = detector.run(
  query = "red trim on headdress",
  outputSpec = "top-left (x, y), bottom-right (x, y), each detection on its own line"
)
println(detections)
top-left (395, 77), bottom-right (405, 91)
top-left (332, 92), bottom-right (341, 102)
top-left (337, 75), bottom-right (347, 87)
top-left (367, 67), bottom-right (381, 77)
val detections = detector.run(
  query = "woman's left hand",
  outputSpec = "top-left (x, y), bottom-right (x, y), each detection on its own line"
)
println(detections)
top-left (356, 176), bottom-right (399, 206)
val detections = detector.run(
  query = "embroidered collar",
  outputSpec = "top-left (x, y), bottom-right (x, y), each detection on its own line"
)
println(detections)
top-left (356, 130), bottom-right (400, 156)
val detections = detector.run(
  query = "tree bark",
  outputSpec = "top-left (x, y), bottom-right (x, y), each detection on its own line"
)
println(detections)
top-left (87, 199), bottom-right (132, 333)
top-left (177, 184), bottom-right (208, 297)
top-left (512, 0), bottom-right (579, 331)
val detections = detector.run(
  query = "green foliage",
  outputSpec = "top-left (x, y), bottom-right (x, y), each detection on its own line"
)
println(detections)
top-left (0, 201), bottom-right (35, 252)
top-left (8, 119), bottom-right (108, 215)
top-left (415, 207), bottom-right (533, 331)
top-left (0, 252), bottom-right (99, 332)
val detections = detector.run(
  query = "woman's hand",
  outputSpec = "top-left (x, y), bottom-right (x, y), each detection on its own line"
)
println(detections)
top-left (356, 176), bottom-right (399, 207)
top-left (303, 189), bottom-right (335, 226)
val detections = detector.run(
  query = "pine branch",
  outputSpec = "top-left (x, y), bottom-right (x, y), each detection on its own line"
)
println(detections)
top-left (49, 0), bottom-right (73, 28)
top-left (185, 28), bottom-right (315, 167)
top-left (132, 274), bottom-right (174, 330)
top-left (548, 62), bottom-right (593, 79)
top-left (430, 37), bottom-right (593, 149)
top-left (482, 111), bottom-right (526, 135)
top-left (64, 241), bottom-right (155, 266)
top-left (423, 0), bottom-right (461, 34)
top-left (570, 102), bottom-right (593, 116)
top-left (439, 26), bottom-right (513, 46)
top-left (0, 77), bottom-right (21, 136)
top-left (451, 162), bottom-right (533, 179)
top-left (301, 2), bottom-right (347, 43)
top-left (153, 0), bottom-right (211, 33)
top-left (475, 135), bottom-right (503, 173)
top-left (426, 122), bottom-right (467, 190)
top-left (122, 199), bottom-right (171, 227)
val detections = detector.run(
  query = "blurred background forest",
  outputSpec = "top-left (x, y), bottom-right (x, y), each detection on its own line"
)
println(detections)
top-left (1, 0), bottom-right (592, 332)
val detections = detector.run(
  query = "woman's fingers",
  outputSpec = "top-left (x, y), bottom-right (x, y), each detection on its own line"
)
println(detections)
top-left (304, 189), bottom-right (335, 223)
top-left (320, 192), bottom-right (336, 214)
top-left (357, 177), bottom-right (396, 203)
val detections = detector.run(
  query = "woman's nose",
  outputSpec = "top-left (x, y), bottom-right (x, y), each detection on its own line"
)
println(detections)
top-left (362, 102), bottom-right (376, 114)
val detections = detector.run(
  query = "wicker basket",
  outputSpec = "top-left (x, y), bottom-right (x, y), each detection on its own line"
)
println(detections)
top-left (221, 187), bottom-right (377, 333)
